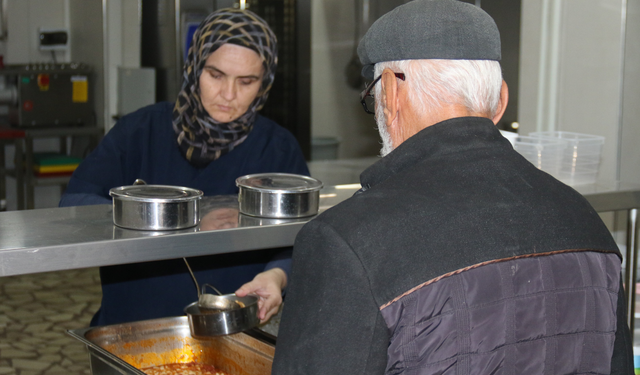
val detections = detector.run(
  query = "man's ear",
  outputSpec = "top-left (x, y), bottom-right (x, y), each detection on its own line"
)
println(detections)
top-left (380, 68), bottom-right (399, 127)
top-left (492, 80), bottom-right (509, 125)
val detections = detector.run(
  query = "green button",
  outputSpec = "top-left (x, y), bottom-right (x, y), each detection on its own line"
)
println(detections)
top-left (21, 77), bottom-right (30, 84)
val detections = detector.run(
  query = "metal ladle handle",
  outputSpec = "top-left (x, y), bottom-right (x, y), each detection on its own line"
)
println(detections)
top-left (202, 283), bottom-right (223, 296)
top-left (183, 257), bottom-right (201, 297)
top-left (183, 258), bottom-right (223, 297)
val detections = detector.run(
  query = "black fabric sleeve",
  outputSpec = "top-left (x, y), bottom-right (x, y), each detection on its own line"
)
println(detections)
top-left (610, 278), bottom-right (635, 374)
top-left (272, 220), bottom-right (389, 374)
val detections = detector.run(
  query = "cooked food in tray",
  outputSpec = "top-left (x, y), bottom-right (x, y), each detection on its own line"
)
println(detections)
top-left (142, 362), bottom-right (228, 375)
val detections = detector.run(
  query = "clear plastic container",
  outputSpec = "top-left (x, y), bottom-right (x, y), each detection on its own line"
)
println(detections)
top-left (530, 131), bottom-right (604, 155)
top-left (557, 166), bottom-right (599, 186)
top-left (513, 136), bottom-right (567, 176)
top-left (528, 131), bottom-right (605, 185)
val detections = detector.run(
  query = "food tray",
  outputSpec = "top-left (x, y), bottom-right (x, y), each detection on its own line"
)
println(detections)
top-left (67, 316), bottom-right (275, 375)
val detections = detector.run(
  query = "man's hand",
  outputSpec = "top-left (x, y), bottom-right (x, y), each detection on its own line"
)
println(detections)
top-left (235, 267), bottom-right (287, 323)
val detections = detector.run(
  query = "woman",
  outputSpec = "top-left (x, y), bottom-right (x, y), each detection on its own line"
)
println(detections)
top-left (59, 8), bottom-right (308, 326)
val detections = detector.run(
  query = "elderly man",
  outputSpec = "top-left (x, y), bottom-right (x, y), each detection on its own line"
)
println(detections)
top-left (272, 0), bottom-right (633, 374)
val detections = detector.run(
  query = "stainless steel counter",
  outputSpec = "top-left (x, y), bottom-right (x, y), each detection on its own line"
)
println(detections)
top-left (1, 181), bottom-right (639, 326)
top-left (0, 184), bottom-right (361, 277)
top-left (0, 181), bottom-right (637, 273)
top-left (572, 181), bottom-right (640, 212)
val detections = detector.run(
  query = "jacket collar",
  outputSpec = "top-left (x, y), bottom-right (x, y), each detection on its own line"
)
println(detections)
top-left (359, 117), bottom-right (507, 192)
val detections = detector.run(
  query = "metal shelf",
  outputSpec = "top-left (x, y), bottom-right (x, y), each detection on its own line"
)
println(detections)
top-left (31, 175), bottom-right (72, 186)
top-left (22, 126), bottom-right (103, 209)
top-left (0, 126), bottom-right (25, 210)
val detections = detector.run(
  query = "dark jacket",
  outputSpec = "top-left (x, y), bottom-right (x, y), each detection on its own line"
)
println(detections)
top-left (60, 101), bottom-right (308, 205)
top-left (273, 117), bottom-right (633, 374)
top-left (59, 102), bottom-right (309, 326)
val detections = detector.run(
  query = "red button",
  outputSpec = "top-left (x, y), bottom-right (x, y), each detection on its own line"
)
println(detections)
top-left (37, 74), bottom-right (50, 91)
top-left (23, 100), bottom-right (33, 111)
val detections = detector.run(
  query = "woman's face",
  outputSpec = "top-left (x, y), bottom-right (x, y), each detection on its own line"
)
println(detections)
top-left (199, 43), bottom-right (264, 122)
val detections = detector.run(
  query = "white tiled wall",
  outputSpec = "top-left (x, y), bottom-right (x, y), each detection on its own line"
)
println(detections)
top-left (5, 0), bottom-right (69, 64)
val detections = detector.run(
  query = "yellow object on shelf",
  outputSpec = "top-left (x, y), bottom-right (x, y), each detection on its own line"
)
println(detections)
top-left (33, 164), bottom-right (79, 174)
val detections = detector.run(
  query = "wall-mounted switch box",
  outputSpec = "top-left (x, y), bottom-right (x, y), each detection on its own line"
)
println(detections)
top-left (39, 28), bottom-right (68, 50)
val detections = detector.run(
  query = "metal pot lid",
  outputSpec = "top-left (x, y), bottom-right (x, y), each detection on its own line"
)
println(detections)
top-left (109, 185), bottom-right (203, 203)
top-left (236, 173), bottom-right (323, 193)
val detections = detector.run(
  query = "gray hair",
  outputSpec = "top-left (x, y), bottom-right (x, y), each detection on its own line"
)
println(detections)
top-left (373, 59), bottom-right (503, 118)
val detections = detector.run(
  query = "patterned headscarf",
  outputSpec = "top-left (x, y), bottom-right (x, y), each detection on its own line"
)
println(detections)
top-left (173, 8), bottom-right (278, 167)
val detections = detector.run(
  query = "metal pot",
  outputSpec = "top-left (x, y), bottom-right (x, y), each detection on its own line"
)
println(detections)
top-left (184, 294), bottom-right (260, 338)
top-left (109, 185), bottom-right (203, 230)
top-left (236, 173), bottom-right (323, 218)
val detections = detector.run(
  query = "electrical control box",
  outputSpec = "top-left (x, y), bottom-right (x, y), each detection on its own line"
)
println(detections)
top-left (2, 63), bottom-right (94, 127)
top-left (39, 28), bottom-right (69, 51)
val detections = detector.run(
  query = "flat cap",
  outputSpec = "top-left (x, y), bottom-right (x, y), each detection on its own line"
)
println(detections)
top-left (358, 0), bottom-right (501, 80)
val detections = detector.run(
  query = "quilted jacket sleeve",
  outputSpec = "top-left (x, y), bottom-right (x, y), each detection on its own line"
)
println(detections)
top-left (272, 219), bottom-right (389, 375)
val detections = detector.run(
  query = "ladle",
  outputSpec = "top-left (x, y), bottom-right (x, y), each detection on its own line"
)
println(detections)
top-left (183, 258), bottom-right (235, 310)
top-left (182, 258), bottom-right (261, 337)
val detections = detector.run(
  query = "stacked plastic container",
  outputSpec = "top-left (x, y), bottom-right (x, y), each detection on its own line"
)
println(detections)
top-left (502, 130), bottom-right (605, 186)
top-left (511, 135), bottom-right (568, 180)
top-left (528, 131), bottom-right (605, 186)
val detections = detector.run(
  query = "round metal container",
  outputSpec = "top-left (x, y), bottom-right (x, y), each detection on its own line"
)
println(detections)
top-left (238, 214), bottom-right (308, 227)
top-left (184, 294), bottom-right (260, 338)
top-left (236, 173), bottom-right (323, 218)
top-left (109, 185), bottom-right (203, 230)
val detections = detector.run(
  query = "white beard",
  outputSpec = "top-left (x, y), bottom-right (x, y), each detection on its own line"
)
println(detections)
top-left (375, 99), bottom-right (394, 157)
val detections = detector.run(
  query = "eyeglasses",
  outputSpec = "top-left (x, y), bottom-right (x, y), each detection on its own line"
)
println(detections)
top-left (359, 72), bottom-right (406, 115)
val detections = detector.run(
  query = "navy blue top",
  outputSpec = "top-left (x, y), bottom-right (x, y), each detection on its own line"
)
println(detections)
top-left (60, 102), bottom-right (309, 326)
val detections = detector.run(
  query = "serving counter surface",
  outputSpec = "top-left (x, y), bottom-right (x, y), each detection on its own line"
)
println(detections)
top-left (0, 184), bottom-right (361, 277)
top-left (2, 180), bottom-right (640, 328)
top-left (0, 181), bottom-right (639, 276)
